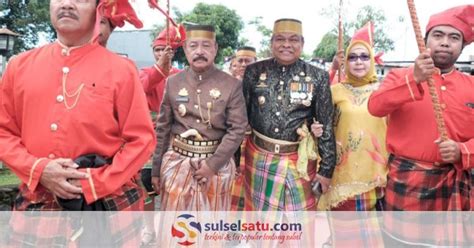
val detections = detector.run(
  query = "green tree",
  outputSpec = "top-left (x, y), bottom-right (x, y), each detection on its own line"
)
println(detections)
top-left (0, 0), bottom-right (54, 58)
top-left (237, 37), bottom-right (250, 49)
top-left (313, 5), bottom-right (395, 61)
top-left (348, 5), bottom-right (395, 52)
top-left (312, 28), bottom-right (351, 62)
top-left (248, 16), bottom-right (272, 58)
top-left (171, 3), bottom-right (243, 65)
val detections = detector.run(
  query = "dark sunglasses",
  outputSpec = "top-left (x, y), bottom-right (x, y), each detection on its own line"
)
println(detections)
top-left (348, 53), bottom-right (370, 62)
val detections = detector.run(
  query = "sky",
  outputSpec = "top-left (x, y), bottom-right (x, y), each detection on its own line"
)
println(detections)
top-left (124, 0), bottom-right (474, 61)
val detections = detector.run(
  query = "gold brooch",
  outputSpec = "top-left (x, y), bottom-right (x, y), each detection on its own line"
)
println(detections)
top-left (302, 99), bottom-right (311, 107)
top-left (178, 88), bottom-right (188, 96)
top-left (177, 88), bottom-right (189, 102)
top-left (305, 76), bottom-right (312, 82)
top-left (258, 96), bottom-right (266, 105)
top-left (178, 104), bottom-right (186, 116)
top-left (209, 88), bottom-right (221, 100)
top-left (259, 73), bottom-right (267, 81)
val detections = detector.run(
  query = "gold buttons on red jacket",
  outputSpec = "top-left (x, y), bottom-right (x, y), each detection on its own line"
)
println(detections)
top-left (50, 123), bottom-right (58, 131)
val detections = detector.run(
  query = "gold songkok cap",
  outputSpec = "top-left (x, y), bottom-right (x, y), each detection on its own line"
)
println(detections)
top-left (236, 46), bottom-right (257, 58)
top-left (186, 24), bottom-right (216, 40)
top-left (273, 18), bottom-right (302, 35)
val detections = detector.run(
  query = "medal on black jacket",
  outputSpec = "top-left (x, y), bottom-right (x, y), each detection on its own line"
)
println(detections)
top-left (257, 73), bottom-right (268, 88)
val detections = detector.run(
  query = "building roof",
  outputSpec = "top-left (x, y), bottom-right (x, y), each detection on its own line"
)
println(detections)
top-left (107, 29), bottom-right (155, 69)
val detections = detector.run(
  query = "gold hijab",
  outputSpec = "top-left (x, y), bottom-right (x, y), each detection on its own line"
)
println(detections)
top-left (343, 41), bottom-right (378, 87)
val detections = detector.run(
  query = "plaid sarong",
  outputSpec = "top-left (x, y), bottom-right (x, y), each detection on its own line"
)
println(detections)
top-left (328, 211), bottom-right (385, 248)
top-left (9, 183), bottom-right (144, 247)
top-left (244, 139), bottom-right (317, 211)
top-left (383, 212), bottom-right (472, 246)
top-left (230, 135), bottom-right (249, 211)
top-left (384, 154), bottom-right (471, 211)
top-left (159, 150), bottom-right (235, 211)
top-left (331, 187), bottom-right (385, 211)
top-left (14, 182), bottom-right (144, 211)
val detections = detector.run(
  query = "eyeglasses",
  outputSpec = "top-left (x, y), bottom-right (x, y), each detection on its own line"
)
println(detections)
top-left (347, 53), bottom-right (370, 62)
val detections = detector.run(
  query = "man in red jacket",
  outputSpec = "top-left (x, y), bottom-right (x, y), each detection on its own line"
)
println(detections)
top-left (0, 0), bottom-right (155, 246)
top-left (368, 4), bottom-right (473, 211)
top-left (0, 0), bottom-right (154, 212)
top-left (139, 26), bottom-right (185, 112)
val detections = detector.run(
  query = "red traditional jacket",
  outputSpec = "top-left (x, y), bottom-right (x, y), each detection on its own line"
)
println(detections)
top-left (139, 65), bottom-right (181, 113)
top-left (368, 67), bottom-right (474, 170)
top-left (0, 42), bottom-right (156, 204)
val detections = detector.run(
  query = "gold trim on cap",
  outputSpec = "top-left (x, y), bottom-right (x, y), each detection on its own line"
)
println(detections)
top-left (186, 30), bottom-right (216, 40)
top-left (273, 20), bottom-right (302, 35)
top-left (236, 50), bottom-right (257, 58)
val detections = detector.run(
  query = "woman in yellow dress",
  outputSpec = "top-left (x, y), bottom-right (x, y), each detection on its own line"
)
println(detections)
top-left (313, 22), bottom-right (388, 211)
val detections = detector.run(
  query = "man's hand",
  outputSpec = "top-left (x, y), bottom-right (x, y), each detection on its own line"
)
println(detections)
top-left (413, 48), bottom-right (435, 83)
top-left (234, 166), bottom-right (242, 178)
top-left (313, 174), bottom-right (331, 194)
top-left (151, 176), bottom-right (160, 195)
top-left (435, 138), bottom-right (461, 164)
top-left (39, 158), bottom-right (88, 199)
top-left (311, 121), bottom-right (324, 138)
top-left (156, 46), bottom-right (174, 75)
top-left (235, 74), bottom-right (243, 81)
top-left (194, 160), bottom-right (216, 191)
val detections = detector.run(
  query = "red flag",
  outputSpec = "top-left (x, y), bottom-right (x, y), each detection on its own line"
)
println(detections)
top-left (100, 0), bottom-right (143, 28)
top-left (147, 0), bottom-right (178, 27)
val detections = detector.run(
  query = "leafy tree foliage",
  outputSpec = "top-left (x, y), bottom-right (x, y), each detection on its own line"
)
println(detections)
top-left (0, 0), bottom-right (54, 58)
top-left (313, 5), bottom-right (395, 61)
top-left (171, 3), bottom-right (244, 65)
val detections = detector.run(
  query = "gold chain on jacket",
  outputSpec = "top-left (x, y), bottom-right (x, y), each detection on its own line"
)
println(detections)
top-left (62, 69), bottom-right (84, 110)
top-left (196, 91), bottom-right (212, 129)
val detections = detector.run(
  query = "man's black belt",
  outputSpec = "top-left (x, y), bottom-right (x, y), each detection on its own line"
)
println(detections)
top-left (251, 130), bottom-right (299, 154)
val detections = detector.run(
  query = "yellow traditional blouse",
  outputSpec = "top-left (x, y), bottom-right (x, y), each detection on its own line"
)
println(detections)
top-left (318, 82), bottom-right (388, 209)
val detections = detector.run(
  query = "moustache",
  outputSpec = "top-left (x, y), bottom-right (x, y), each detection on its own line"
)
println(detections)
top-left (193, 56), bottom-right (208, 62)
top-left (57, 12), bottom-right (79, 20)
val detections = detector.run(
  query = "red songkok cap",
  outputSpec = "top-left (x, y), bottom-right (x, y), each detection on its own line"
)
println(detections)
top-left (426, 5), bottom-right (474, 44)
top-left (152, 25), bottom-right (186, 49)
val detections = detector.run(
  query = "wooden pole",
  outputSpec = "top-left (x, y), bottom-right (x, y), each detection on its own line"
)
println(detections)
top-left (407, 0), bottom-right (448, 140)
top-left (166, 0), bottom-right (170, 46)
top-left (337, 0), bottom-right (343, 83)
